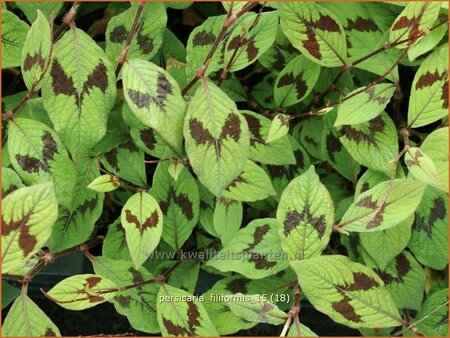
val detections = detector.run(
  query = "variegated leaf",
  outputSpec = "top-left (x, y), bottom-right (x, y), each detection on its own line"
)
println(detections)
top-left (123, 59), bottom-right (186, 153)
top-left (407, 45), bottom-right (448, 128)
top-left (408, 186), bottom-right (448, 270)
top-left (8, 118), bottom-right (76, 209)
top-left (121, 192), bottom-right (163, 268)
top-left (47, 274), bottom-right (117, 310)
top-left (405, 147), bottom-right (441, 189)
top-left (222, 160), bottom-right (276, 202)
top-left (291, 255), bottom-right (401, 328)
top-left (389, 2), bottom-right (441, 48)
top-left (274, 55), bottom-right (320, 107)
top-left (373, 251), bottom-right (425, 311)
top-left (42, 28), bottom-right (116, 160)
top-left (276, 165), bottom-right (334, 260)
top-left (106, 2), bottom-right (167, 64)
top-left (208, 218), bottom-right (289, 279)
top-left (184, 81), bottom-right (249, 196)
top-left (279, 2), bottom-right (347, 67)
top-left (151, 157), bottom-right (199, 251)
top-left (224, 12), bottom-right (278, 71)
top-left (2, 183), bottom-right (58, 273)
top-left (21, 10), bottom-right (51, 91)
top-left (339, 112), bottom-right (398, 176)
top-left (340, 179), bottom-right (426, 232)
top-left (157, 285), bottom-right (219, 336)
top-left (335, 84), bottom-right (396, 126)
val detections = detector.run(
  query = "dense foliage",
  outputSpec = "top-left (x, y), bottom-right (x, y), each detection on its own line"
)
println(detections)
top-left (1, 1), bottom-right (449, 336)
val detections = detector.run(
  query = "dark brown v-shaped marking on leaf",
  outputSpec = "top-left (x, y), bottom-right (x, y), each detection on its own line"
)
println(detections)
top-left (125, 209), bottom-right (159, 235)
top-left (51, 59), bottom-right (77, 98)
top-left (51, 59), bottom-right (109, 108)
top-left (190, 113), bottom-right (242, 156)
top-left (81, 62), bottom-right (108, 103)
top-left (23, 52), bottom-right (46, 71)
top-left (2, 211), bottom-right (38, 257)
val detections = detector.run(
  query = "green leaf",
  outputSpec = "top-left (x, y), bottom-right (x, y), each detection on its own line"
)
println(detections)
top-left (266, 136), bottom-right (312, 201)
top-left (1, 167), bottom-right (24, 198)
top-left (274, 55), bottom-right (321, 107)
top-left (322, 112), bottom-right (361, 182)
top-left (335, 84), bottom-right (396, 126)
top-left (46, 274), bottom-right (117, 310)
top-left (224, 12), bottom-right (278, 71)
top-left (2, 295), bottom-right (61, 336)
top-left (103, 218), bottom-right (131, 261)
top-left (2, 183), bottom-right (58, 273)
top-left (168, 161), bottom-right (184, 181)
top-left (91, 256), bottom-right (160, 333)
top-left (405, 147), bottom-right (442, 189)
top-left (2, 10), bottom-right (29, 69)
top-left (21, 10), bottom-right (51, 91)
top-left (389, 2), bottom-right (441, 48)
top-left (123, 59), bottom-right (186, 153)
top-left (276, 165), bottom-right (334, 260)
top-left (294, 116), bottom-right (326, 161)
top-left (373, 251), bottom-right (425, 311)
top-left (339, 112), bottom-right (398, 176)
top-left (222, 160), bottom-right (276, 202)
top-left (291, 255), bottom-right (401, 328)
top-left (359, 215), bottom-right (413, 271)
top-left (101, 141), bottom-right (147, 187)
top-left (92, 105), bottom-right (129, 155)
top-left (49, 158), bottom-right (104, 251)
top-left (222, 1), bottom-right (250, 14)
top-left (165, 2), bottom-right (192, 10)
top-left (121, 191), bottom-right (163, 268)
top-left (219, 73), bottom-right (246, 102)
top-left (42, 28), bottom-right (116, 160)
top-left (213, 197), bottom-right (243, 246)
top-left (242, 110), bottom-right (295, 165)
top-left (420, 126), bottom-right (448, 192)
top-left (157, 284), bottom-right (219, 336)
top-left (355, 167), bottom-right (405, 198)
top-left (203, 276), bottom-right (290, 335)
top-left (151, 28), bottom-right (187, 64)
top-left (186, 15), bottom-right (225, 79)
top-left (198, 185), bottom-right (217, 237)
top-left (8, 118), bottom-right (76, 209)
top-left (106, 3), bottom-right (166, 64)
top-left (287, 322), bottom-right (318, 336)
top-left (266, 114), bottom-right (290, 144)
top-left (153, 260), bottom-right (200, 294)
top-left (407, 45), bottom-right (448, 127)
top-left (414, 288), bottom-right (448, 336)
top-left (340, 179), bottom-right (426, 232)
top-left (408, 186), bottom-right (448, 270)
top-left (122, 102), bottom-right (167, 159)
top-left (227, 294), bottom-right (288, 325)
top-left (87, 174), bottom-right (121, 192)
top-left (207, 218), bottom-right (289, 279)
top-left (184, 81), bottom-right (249, 196)
top-left (259, 28), bottom-right (297, 72)
top-left (1, 281), bottom-right (20, 309)
top-left (14, 97), bottom-right (53, 126)
top-left (278, 2), bottom-right (347, 67)
top-left (151, 158), bottom-right (200, 251)
top-left (15, 1), bottom-right (63, 23)
top-left (323, 2), bottom-right (400, 82)
top-left (408, 14), bottom-right (448, 61)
